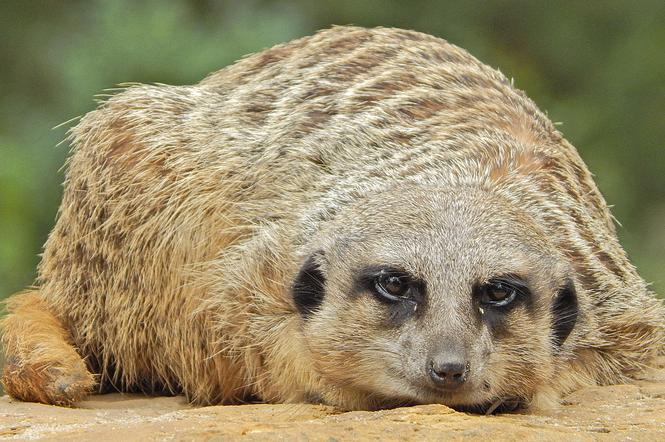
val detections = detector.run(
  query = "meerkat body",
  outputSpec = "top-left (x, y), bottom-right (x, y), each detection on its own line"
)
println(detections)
top-left (2, 26), bottom-right (663, 410)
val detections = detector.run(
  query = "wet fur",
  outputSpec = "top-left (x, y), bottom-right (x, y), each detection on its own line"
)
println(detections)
top-left (1, 26), bottom-right (664, 409)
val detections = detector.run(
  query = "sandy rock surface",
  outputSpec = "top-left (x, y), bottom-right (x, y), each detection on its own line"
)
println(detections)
top-left (2, 360), bottom-right (664, 441)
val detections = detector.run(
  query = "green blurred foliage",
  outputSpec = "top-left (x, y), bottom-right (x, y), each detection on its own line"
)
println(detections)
top-left (1, 0), bottom-right (663, 301)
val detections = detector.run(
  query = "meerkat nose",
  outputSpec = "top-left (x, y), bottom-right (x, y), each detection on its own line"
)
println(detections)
top-left (428, 358), bottom-right (469, 390)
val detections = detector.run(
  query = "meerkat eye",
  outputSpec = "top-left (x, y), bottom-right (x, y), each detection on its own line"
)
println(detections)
top-left (478, 277), bottom-right (527, 308)
top-left (484, 282), bottom-right (514, 303)
top-left (355, 266), bottom-right (424, 307)
top-left (375, 273), bottom-right (411, 302)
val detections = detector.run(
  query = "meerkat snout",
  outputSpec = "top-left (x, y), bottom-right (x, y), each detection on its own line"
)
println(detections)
top-left (427, 351), bottom-right (470, 390)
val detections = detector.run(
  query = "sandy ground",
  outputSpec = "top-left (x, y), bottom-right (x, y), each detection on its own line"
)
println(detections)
top-left (1, 359), bottom-right (664, 441)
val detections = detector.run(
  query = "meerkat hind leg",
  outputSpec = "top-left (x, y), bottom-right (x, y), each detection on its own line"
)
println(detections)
top-left (1, 290), bottom-right (95, 406)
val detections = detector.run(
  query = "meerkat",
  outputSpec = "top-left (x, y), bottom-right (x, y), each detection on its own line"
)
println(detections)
top-left (2, 26), bottom-right (663, 412)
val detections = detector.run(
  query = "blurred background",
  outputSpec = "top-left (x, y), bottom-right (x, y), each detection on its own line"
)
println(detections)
top-left (1, 0), bottom-right (664, 302)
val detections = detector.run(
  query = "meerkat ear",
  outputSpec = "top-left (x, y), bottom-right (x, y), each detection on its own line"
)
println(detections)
top-left (551, 279), bottom-right (578, 347)
top-left (292, 251), bottom-right (326, 317)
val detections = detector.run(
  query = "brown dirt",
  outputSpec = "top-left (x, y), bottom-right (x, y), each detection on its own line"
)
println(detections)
top-left (2, 359), bottom-right (664, 441)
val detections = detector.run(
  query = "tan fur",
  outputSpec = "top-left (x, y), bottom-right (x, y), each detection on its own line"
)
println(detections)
top-left (2, 26), bottom-right (663, 410)
top-left (1, 291), bottom-right (95, 405)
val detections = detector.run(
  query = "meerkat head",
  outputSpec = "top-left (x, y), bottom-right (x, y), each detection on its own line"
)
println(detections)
top-left (291, 185), bottom-right (578, 411)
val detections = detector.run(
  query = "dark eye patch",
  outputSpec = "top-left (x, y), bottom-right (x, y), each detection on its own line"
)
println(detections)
top-left (292, 252), bottom-right (326, 318)
top-left (354, 266), bottom-right (424, 301)
top-left (376, 273), bottom-right (410, 301)
top-left (474, 274), bottom-right (532, 311)
top-left (551, 279), bottom-right (578, 347)
top-left (352, 265), bottom-right (426, 324)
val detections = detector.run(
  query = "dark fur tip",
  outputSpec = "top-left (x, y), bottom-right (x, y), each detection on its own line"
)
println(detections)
top-left (551, 279), bottom-right (578, 347)
top-left (292, 252), bottom-right (326, 317)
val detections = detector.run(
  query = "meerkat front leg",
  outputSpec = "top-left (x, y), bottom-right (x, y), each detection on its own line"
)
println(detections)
top-left (1, 290), bottom-right (95, 405)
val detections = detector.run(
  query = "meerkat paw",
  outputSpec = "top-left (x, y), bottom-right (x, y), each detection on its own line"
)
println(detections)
top-left (1, 290), bottom-right (96, 406)
top-left (2, 357), bottom-right (95, 406)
